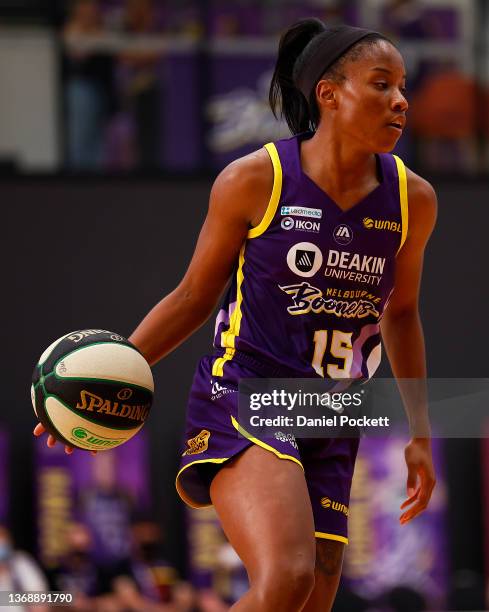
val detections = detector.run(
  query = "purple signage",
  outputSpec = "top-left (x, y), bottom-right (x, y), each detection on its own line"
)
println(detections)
top-left (35, 431), bottom-right (150, 568)
top-left (343, 437), bottom-right (448, 608)
top-left (186, 505), bottom-right (225, 590)
top-left (185, 504), bottom-right (249, 603)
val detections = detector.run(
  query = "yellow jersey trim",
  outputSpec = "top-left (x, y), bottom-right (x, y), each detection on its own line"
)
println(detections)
top-left (212, 142), bottom-right (282, 376)
top-left (212, 243), bottom-right (246, 377)
top-left (211, 349), bottom-right (233, 377)
top-left (393, 154), bottom-right (408, 254)
top-left (231, 416), bottom-right (304, 470)
top-left (175, 458), bottom-right (228, 509)
top-left (315, 531), bottom-right (349, 545)
top-left (247, 142), bottom-right (283, 239)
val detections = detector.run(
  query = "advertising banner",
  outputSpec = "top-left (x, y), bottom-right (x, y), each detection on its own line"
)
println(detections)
top-left (344, 437), bottom-right (448, 608)
top-left (36, 432), bottom-right (150, 568)
top-left (186, 505), bottom-right (248, 603)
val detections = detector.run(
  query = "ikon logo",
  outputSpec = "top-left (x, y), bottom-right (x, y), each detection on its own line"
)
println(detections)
top-left (286, 242), bottom-right (323, 277)
top-left (281, 217), bottom-right (320, 233)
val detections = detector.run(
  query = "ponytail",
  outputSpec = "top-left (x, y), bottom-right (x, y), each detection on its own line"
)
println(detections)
top-left (269, 18), bottom-right (326, 135)
top-left (270, 20), bottom-right (390, 135)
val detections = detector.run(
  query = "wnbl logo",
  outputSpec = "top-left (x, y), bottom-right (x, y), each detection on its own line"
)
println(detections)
top-left (363, 217), bottom-right (401, 232)
top-left (320, 497), bottom-right (349, 516)
top-left (333, 224), bottom-right (353, 245)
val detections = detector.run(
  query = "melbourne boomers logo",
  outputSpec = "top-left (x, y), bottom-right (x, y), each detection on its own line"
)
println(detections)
top-left (363, 217), bottom-right (401, 233)
top-left (279, 282), bottom-right (380, 319)
top-left (286, 242), bottom-right (323, 277)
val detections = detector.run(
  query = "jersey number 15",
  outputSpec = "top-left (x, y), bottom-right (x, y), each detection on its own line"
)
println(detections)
top-left (312, 330), bottom-right (353, 378)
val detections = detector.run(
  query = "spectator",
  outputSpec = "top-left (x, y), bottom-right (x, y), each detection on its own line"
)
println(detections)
top-left (110, 574), bottom-right (176, 611)
top-left (409, 66), bottom-right (477, 172)
top-left (195, 589), bottom-right (229, 612)
top-left (79, 452), bottom-right (134, 590)
top-left (63, 0), bottom-right (117, 170)
top-left (119, 0), bottom-right (163, 169)
top-left (125, 518), bottom-right (178, 604)
top-left (215, 542), bottom-right (248, 604)
top-left (171, 582), bottom-right (230, 612)
top-left (172, 582), bottom-right (199, 612)
top-left (383, 585), bottom-right (427, 611)
top-left (0, 525), bottom-right (48, 612)
top-left (382, 0), bottom-right (428, 40)
top-left (50, 522), bottom-right (102, 611)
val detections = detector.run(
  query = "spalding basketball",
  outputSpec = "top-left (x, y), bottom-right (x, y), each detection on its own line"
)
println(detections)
top-left (31, 329), bottom-right (154, 451)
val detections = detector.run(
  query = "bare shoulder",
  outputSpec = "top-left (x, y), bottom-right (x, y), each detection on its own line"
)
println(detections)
top-left (210, 147), bottom-right (273, 226)
top-left (405, 167), bottom-right (438, 242)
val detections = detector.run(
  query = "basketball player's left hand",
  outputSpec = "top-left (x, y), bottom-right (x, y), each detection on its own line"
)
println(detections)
top-left (399, 438), bottom-right (436, 524)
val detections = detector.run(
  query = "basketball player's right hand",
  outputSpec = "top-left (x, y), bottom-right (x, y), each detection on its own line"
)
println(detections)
top-left (33, 423), bottom-right (97, 456)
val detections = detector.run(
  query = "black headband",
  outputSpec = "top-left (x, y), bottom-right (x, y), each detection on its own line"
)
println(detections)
top-left (295, 25), bottom-right (385, 100)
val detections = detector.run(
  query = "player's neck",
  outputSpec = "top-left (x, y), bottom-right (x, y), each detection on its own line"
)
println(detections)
top-left (300, 125), bottom-right (378, 195)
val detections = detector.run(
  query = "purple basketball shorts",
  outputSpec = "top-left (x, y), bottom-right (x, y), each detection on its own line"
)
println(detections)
top-left (176, 355), bottom-right (359, 544)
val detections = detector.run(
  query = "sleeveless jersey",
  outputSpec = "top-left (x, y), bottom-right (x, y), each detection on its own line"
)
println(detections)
top-left (212, 132), bottom-right (408, 379)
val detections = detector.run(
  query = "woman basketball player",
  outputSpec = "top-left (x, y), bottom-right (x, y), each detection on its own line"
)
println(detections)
top-left (35, 19), bottom-right (437, 611)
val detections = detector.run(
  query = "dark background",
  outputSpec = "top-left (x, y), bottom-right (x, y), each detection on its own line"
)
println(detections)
top-left (2, 177), bottom-right (486, 582)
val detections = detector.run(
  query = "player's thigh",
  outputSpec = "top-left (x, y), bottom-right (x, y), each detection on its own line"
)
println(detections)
top-left (209, 443), bottom-right (316, 582)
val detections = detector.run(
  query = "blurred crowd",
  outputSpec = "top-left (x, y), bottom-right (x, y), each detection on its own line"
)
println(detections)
top-left (2, 438), bottom-right (450, 612)
top-left (0, 521), bottom-right (234, 612)
top-left (0, 521), bottom-right (444, 612)
top-left (63, 0), bottom-right (165, 170)
top-left (3, 442), bottom-right (237, 611)
top-left (0, 422), bottom-right (480, 611)
top-left (59, 0), bottom-right (487, 175)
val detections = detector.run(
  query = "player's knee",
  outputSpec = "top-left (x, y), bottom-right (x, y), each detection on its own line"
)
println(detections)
top-left (315, 539), bottom-right (345, 577)
top-left (256, 556), bottom-right (316, 607)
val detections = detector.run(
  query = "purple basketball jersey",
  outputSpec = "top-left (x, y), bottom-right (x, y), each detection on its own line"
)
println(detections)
top-left (212, 132), bottom-right (408, 379)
